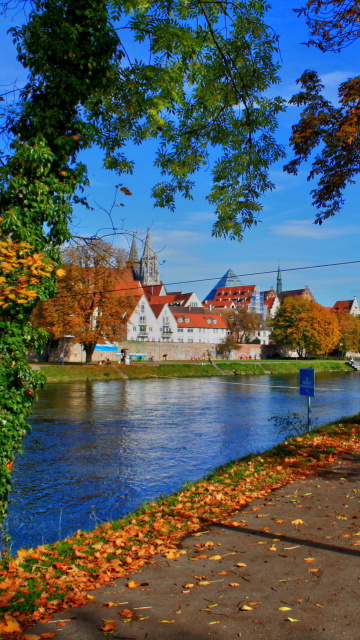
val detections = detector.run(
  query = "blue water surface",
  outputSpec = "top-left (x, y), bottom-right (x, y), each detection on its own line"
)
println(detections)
top-left (7, 372), bottom-right (360, 551)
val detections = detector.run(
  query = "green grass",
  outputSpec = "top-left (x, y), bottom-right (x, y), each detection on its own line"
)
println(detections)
top-left (36, 358), bottom-right (350, 382)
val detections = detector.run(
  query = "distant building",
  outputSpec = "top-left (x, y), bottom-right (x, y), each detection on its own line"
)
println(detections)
top-left (332, 297), bottom-right (360, 316)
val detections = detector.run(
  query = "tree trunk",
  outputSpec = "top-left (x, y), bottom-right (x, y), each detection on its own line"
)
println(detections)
top-left (83, 343), bottom-right (96, 364)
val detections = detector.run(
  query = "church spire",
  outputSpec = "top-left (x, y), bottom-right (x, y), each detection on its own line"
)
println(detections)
top-left (140, 230), bottom-right (161, 286)
top-left (276, 265), bottom-right (282, 295)
top-left (128, 234), bottom-right (140, 280)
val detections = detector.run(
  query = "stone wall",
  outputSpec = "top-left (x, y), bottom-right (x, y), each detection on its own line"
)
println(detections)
top-left (30, 338), bottom-right (276, 362)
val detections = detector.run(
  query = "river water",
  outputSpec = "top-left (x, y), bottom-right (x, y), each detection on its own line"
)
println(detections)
top-left (6, 372), bottom-right (360, 552)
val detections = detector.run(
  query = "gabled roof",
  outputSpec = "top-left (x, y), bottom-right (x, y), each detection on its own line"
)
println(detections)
top-left (143, 284), bottom-right (166, 297)
top-left (149, 303), bottom-right (168, 319)
top-left (172, 312), bottom-right (228, 330)
top-left (333, 300), bottom-right (352, 312)
top-left (205, 269), bottom-right (243, 301)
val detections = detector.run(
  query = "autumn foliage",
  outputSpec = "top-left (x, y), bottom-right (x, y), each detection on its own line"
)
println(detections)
top-left (0, 231), bottom-right (55, 310)
top-left (31, 240), bottom-right (135, 363)
top-left (271, 296), bottom-right (341, 357)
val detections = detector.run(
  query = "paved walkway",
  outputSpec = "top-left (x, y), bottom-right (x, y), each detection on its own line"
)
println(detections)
top-left (28, 454), bottom-right (360, 640)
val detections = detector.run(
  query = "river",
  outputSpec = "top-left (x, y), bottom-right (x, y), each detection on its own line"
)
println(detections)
top-left (6, 372), bottom-right (360, 552)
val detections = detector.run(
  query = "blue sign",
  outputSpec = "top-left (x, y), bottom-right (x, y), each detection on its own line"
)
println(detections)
top-left (299, 368), bottom-right (315, 397)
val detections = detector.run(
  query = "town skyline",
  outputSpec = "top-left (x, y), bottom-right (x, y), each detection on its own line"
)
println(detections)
top-left (1, 1), bottom-right (359, 307)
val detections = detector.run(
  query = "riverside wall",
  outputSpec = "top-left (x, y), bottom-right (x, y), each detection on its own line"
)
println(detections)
top-left (30, 338), bottom-right (285, 363)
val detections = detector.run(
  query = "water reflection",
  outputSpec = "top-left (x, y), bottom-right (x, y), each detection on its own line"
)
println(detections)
top-left (7, 372), bottom-right (360, 551)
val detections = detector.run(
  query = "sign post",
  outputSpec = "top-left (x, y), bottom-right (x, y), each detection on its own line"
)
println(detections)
top-left (299, 368), bottom-right (315, 431)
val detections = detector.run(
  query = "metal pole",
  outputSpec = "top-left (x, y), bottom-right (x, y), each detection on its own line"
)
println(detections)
top-left (307, 396), bottom-right (311, 431)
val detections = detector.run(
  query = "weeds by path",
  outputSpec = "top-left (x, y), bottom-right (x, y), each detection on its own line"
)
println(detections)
top-left (1, 416), bottom-right (360, 638)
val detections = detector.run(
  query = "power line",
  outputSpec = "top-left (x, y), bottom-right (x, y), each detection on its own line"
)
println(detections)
top-left (51, 259), bottom-right (360, 299)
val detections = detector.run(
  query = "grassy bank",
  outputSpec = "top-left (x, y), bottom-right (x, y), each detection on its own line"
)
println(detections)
top-left (35, 359), bottom-right (350, 382)
top-left (1, 414), bottom-right (360, 637)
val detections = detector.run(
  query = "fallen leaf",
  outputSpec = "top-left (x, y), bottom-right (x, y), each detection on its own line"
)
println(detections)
top-left (160, 620), bottom-right (174, 623)
top-left (235, 563), bottom-right (247, 567)
top-left (308, 568), bottom-right (320, 573)
top-left (198, 580), bottom-right (211, 585)
top-left (24, 636), bottom-right (41, 640)
top-left (292, 519), bottom-right (305, 525)
top-left (240, 605), bottom-right (253, 611)
top-left (229, 583), bottom-right (240, 587)
top-left (127, 580), bottom-right (141, 589)
top-left (269, 546), bottom-right (277, 551)
top-left (287, 617), bottom-right (299, 622)
top-left (164, 549), bottom-right (181, 559)
top-left (218, 571), bottom-right (229, 575)
top-left (100, 620), bottom-right (116, 632)
top-left (0, 617), bottom-right (21, 633)
top-left (183, 583), bottom-right (194, 588)
top-left (304, 557), bottom-right (315, 563)
top-left (209, 555), bottom-right (222, 560)
top-left (278, 606), bottom-right (292, 611)
top-left (209, 621), bottom-right (220, 624)
top-left (248, 601), bottom-right (261, 606)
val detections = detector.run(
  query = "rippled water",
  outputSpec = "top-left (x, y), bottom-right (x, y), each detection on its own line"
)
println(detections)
top-left (7, 372), bottom-right (360, 551)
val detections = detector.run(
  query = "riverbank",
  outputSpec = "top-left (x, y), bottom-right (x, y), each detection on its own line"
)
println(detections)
top-left (1, 414), bottom-right (360, 637)
top-left (34, 359), bottom-right (350, 382)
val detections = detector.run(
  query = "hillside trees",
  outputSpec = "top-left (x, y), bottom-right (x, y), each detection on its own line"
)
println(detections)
top-left (284, 1), bottom-right (360, 223)
top-left (0, 0), bottom-right (286, 524)
top-left (271, 297), bottom-right (341, 357)
top-left (31, 240), bottom-right (134, 364)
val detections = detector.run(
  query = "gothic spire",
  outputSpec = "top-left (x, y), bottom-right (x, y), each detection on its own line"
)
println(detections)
top-left (140, 230), bottom-right (161, 285)
top-left (276, 264), bottom-right (282, 295)
top-left (128, 234), bottom-right (140, 280)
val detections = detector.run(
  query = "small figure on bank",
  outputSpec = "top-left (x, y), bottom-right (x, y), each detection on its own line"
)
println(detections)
top-left (124, 354), bottom-right (130, 365)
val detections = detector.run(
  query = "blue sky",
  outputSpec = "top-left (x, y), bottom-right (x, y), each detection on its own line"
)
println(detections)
top-left (1, 1), bottom-right (359, 305)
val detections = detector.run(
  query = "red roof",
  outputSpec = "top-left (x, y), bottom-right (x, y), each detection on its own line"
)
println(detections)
top-left (172, 312), bottom-right (227, 329)
top-left (333, 300), bottom-right (352, 312)
top-left (208, 285), bottom-right (257, 306)
top-left (143, 284), bottom-right (165, 298)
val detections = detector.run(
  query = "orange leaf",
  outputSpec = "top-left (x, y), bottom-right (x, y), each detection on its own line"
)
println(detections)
top-left (292, 519), bottom-right (305, 525)
top-left (127, 580), bottom-right (141, 589)
top-left (229, 582), bottom-right (240, 587)
top-left (0, 617), bottom-right (21, 633)
top-left (100, 620), bottom-right (116, 632)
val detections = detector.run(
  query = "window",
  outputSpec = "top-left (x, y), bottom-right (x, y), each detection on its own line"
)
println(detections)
top-left (187, 328), bottom-right (193, 333)
top-left (139, 315), bottom-right (146, 324)
top-left (178, 328), bottom-right (183, 332)
top-left (187, 339), bottom-right (193, 343)
top-left (140, 303), bottom-right (145, 313)
top-left (185, 317), bottom-right (190, 323)
top-left (178, 338), bottom-right (183, 343)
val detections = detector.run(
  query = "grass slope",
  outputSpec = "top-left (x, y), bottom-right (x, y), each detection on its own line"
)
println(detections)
top-left (36, 359), bottom-right (350, 382)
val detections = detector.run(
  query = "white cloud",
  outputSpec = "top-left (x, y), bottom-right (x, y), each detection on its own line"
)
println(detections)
top-left (271, 220), bottom-right (360, 239)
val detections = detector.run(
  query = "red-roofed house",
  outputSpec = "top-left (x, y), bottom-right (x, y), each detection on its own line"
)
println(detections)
top-left (172, 312), bottom-right (228, 344)
top-left (332, 297), bottom-right (360, 316)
